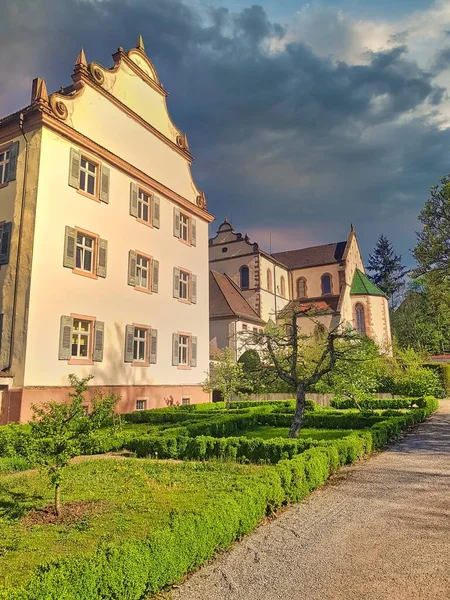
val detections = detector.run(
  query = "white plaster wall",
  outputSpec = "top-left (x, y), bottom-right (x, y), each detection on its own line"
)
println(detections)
top-left (24, 127), bottom-right (210, 387)
top-left (61, 84), bottom-right (198, 204)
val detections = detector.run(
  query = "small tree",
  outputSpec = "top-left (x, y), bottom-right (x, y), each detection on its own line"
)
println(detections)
top-left (253, 308), bottom-right (366, 437)
top-left (204, 348), bottom-right (248, 408)
top-left (329, 338), bottom-right (381, 409)
top-left (29, 374), bottom-right (119, 516)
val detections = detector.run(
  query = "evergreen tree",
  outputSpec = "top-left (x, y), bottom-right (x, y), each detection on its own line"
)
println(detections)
top-left (367, 234), bottom-right (408, 309)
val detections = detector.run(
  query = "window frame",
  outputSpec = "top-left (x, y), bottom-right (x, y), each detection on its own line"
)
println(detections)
top-left (131, 323), bottom-right (151, 366)
top-left (0, 145), bottom-right (11, 188)
top-left (179, 212), bottom-right (190, 245)
top-left (240, 265), bottom-right (250, 290)
top-left (136, 399), bottom-right (147, 411)
top-left (296, 277), bottom-right (307, 298)
top-left (182, 397), bottom-right (191, 406)
top-left (280, 276), bottom-right (286, 298)
top-left (355, 303), bottom-right (366, 334)
top-left (68, 313), bottom-right (96, 365)
top-left (321, 273), bottom-right (333, 296)
top-left (78, 154), bottom-right (100, 201)
top-left (137, 186), bottom-right (154, 227)
top-left (73, 227), bottom-right (99, 279)
top-left (135, 251), bottom-right (153, 294)
top-left (177, 332), bottom-right (191, 368)
top-left (267, 268), bottom-right (273, 292)
top-left (178, 268), bottom-right (191, 303)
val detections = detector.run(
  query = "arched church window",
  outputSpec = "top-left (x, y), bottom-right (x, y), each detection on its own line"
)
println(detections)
top-left (280, 276), bottom-right (286, 297)
top-left (267, 268), bottom-right (273, 292)
top-left (355, 303), bottom-right (366, 334)
top-left (296, 277), bottom-right (307, 298)
top-left (240, 266), bottom-right (250, 290)
top-left (321, 273), bottom-right (332, 295)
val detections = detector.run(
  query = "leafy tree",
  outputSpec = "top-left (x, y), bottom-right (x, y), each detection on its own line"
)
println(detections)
top-left (253, 308), bottom-right (367, 437)
top-left (327, 338), bottom-right (381, 409)
top-left (29, 375), bottom-right (119, 516)
top-left (204, 348), bottom-right (248, 408)
top-left (381, 346), bottom-right (444, 397)
top-left (367, 234), bottom-right (408, 308)
top-left (413, 175), bottom-right (450, 277)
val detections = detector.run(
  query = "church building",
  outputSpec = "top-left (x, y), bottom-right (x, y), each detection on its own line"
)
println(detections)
top-left (0, 37), bottom-right (214, 423)
top-left (209, 220), bottom-right (391, 358)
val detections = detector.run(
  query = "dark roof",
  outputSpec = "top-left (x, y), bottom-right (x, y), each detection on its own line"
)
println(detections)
top-left (351, 269), bottom-right (386, 297)
top-left (272, 241), bottom-right (347, 270)
top-left (279, 296), bottom-right (340, 318)
top-left (210, 270), bottom-right (264, 324)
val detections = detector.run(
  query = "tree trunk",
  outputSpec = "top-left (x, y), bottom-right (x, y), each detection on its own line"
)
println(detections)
top-left (55, 483), bottom-right (61, 517)
top-left (289, 385), bottom-right (306, 438)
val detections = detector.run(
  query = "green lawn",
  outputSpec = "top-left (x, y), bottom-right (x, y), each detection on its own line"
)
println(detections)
top-left (240, 426), bottom-right (361, 441)
top-left (0, 457), bottom-right (274, 591)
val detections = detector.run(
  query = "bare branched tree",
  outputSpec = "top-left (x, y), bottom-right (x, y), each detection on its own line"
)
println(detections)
top-left (248, 307), bottom-right (365, 438)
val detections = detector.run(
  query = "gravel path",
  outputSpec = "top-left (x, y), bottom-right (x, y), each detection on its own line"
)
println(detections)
top-left (172, 402), bottom-right (450, 600)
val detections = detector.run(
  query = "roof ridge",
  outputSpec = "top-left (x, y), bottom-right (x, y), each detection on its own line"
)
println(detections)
top-left (272, 240), bottom-right (346, 256)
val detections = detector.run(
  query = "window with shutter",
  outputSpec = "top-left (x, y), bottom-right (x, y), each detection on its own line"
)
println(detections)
top-left (128, 250), bottom-right (137, 286)
top-left (173, 207), bottom-right (181, 238)
top-left (172, 333), bottom-right (179, 366)
top-left (153, 196), bottom-right (160, 229)
top-left (0, 145), bottom-right (12, 186)
top-left (63, 226), bottom-right (76, 269)
top-left (6, 141), bottom-right (19, 183)
top-left (97, 239), bottom-right (108, 278)
top-left (124, 324), bottom-right (135, 362)
top-left (190, 274), bottom-right (197, 304)
top-left (190, 336), bottom-right (197, 367)
top-left (178, 334), bottom-right (189, 366)
top-left (93, 321), bottom-right (105, 362)
top-left (150, 329), bottom-right (158, 364)
top-left (71, 317), bottom-right (94, 361)
top-left (179, 270), bottom-right (189, 300)
top-left (59, 315), bottom-right (73, 360)
top-left (99, 165), bottom-right (110, 204)
top-left (190, 218), bottom-right (197, 247)
top-left (173, 267), bottom-right (180, 298)
top-left (68, 148), bottom-right (81, 189)
top-left (130, 182), bottom-right (138, 217)
top-left (0, 222), bottom-right (12, 266)
top-left (79, 156), bottom-right (98, 197)
top-left (151, 259), bottom-right (159, 293)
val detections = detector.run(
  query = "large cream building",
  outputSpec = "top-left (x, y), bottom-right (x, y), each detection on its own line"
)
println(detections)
top-left (209, 220), bottom-right (392, 358)
top-left (0, 38), bottom-right (214, 423)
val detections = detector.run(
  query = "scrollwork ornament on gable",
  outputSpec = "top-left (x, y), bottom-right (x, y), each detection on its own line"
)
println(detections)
top-left (196, 191), bottom-right (207, 210)
top-left (176, 134), bottom-right (190, 151)
top-left (50, 96), bottom-right (69, 120)
top-left (89, 63), bottom-right (105, 86)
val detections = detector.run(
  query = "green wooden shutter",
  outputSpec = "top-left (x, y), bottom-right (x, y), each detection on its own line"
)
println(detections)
top-left (63, 226), bottom-right (76, 269)
top-left (128, 250), bottom-right (137, 286)
top-left (190, 274), bottom-right (197, 304)
top-left (190, 218), bottom-right (197, 246)
top-left (99, 165), bottom-right (110, 203)
top-left (68, 148), bottom-right (81, 189)
top-left (7, 141), bottom-right (19, 182)
top-left (93, 320), bottom-right (104, 362)
top-left (152, 195), bottom-right (160, 229)
top-left (151, 259), bottom-right (159, 293)
top-left (124, 325), bottom-right (134, 362)
top-left (97, 238), bottom-right (108, 278)
top-left (173, 267), bottom-right (180, 298)
top-left (0, 222), bottom-right (12, 265)
top-left (59, 315), bottom-right (73, 360)
top-left (130, 182), bottom-right (138, 217)
top-left (149, 329), bottom-right (158, 364)
top-left (172, 333), bottom-right (179, 366)
top-left (190, 336), bottom-right (198, 367)
top-left (173, 207), bottom-right (180, 238)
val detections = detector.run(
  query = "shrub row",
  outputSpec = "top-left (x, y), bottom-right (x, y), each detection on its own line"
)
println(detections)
top-left (1, 400), bottom-right (438, 600)
top-left (126, 434), bottom-right (321, 464)
top-left (330, 395), bottom-right (438, 411)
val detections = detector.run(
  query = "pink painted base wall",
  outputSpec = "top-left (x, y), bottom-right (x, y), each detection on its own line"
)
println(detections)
top-left (1, 385), bottom-right (210, 424)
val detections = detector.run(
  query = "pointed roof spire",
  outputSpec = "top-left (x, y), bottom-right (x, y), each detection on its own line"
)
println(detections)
top-left (136, 34), bottom-right (145, 51)
top-left (31, 78), bottom-right (49, 104)
top-left (75, 47), bottom-right (88, 69)
top-left (350, 223), bottom-right (354, 232)
top-left (224, 217), bottom-right (229, 224)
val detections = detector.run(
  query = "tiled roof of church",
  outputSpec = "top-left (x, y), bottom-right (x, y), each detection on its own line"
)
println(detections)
top-left (351, 269), bottom-right (386, 297)
top-left (210, 270), bottom-right (265, 324)
top-left (279, 296), bottom-right (340, 318)
top-left (271, 241), bottom-right (347, 269)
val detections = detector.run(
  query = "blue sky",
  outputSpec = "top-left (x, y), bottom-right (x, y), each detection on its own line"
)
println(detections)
top-left (1, 0), bottom-right (450, 266)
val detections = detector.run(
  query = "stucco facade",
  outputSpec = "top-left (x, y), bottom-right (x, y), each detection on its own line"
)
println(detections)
top-left (0, 39), bottom-right (214, 423)
top-left (209, 221), bottom-right (392, 354)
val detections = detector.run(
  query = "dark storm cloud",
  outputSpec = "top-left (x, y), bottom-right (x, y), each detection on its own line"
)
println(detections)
top-left (1, 0), bottom-right (449, 261)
